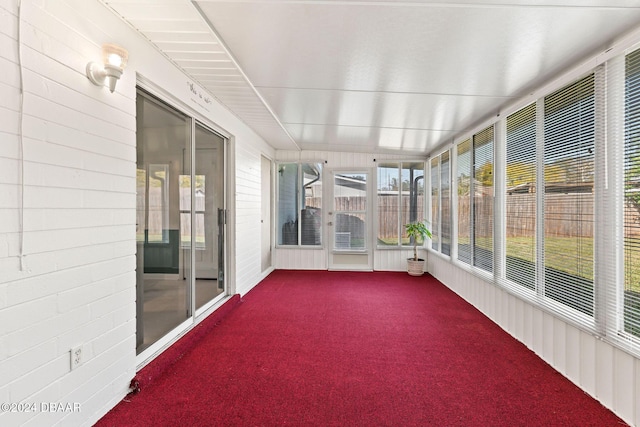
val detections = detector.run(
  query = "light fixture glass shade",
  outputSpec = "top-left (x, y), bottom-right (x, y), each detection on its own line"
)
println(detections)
top-left (102, 43), bottom-right (128, 69)
top-left (86, 43), bottom-right (128, 93)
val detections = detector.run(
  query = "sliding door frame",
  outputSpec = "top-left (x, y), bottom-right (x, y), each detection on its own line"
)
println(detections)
top-left (136, 76), bottom-right (234, 369)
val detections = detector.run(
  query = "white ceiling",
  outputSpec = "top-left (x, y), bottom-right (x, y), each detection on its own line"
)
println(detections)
top-left (104, 0), bottom-right (640, 155)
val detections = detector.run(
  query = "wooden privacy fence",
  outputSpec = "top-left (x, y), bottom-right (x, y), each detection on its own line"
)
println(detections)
top-left (306, 196), bottom-right (425, 239)
top-left (378, 195), bottom-right (425, 238)
top-left (309, 194), bottom-right (602, 239)
top-left (457, 194), bottom-right (596, 238)
top-left (147, 191), bottom-right (640, 241)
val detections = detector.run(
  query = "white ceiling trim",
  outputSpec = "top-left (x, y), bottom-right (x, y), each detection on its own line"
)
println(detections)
top-left (102, 0), bottom-right (301, 151)
top-left (189, 0), bottom-right (301, 150)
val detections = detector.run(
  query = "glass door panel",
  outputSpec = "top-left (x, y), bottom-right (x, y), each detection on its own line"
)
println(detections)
top-left (329, 170), bottom-right (372, 270)
top-left (193, 123), bottom-right (225, 311)
top-left (136, 91), bottom-right (192, 354)
top-left (333, 172), bottom-right (368, 251)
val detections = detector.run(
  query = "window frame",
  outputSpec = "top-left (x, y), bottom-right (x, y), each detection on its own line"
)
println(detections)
top-left (440, 46), bottom-right (640, 359)
top-left (276, 161), bottom-right (323, 248)
top-left (429, 150), bottom-right (452, 257)
top-left (375, 161), bottom-right (426, 250)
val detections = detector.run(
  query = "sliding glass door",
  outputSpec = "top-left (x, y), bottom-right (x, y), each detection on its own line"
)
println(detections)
top-left (136, 89), bottom-right (226, 355)
top-left (192, 124), bottom-right (225, 310)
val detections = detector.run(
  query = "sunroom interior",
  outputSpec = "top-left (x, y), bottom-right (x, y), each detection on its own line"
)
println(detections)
top-left (3, 0), bottom-right (640, 426)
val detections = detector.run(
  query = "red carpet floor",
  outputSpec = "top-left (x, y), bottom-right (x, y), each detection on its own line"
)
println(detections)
top-left (97, 270), bottom-right (627, 426)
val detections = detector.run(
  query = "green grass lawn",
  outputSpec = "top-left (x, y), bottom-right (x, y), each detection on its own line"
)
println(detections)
top-left (504, 236), bottom-right (640, 293)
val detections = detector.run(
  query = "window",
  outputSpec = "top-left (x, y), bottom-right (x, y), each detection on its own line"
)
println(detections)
top-left (625, 49), bottom-right (640, 338)
top-left (455, 127), bottom-right (493, 272)
top-left (448, 50), bottom-right (640, 355)
top-left (506, 103), bottom-right (537, 289)
top-left (457, 139), bottom-right (472, 264)
top-left (473, 126), bottom-right (494, 273)
top-left (277, 162), bottom-right (322, 246)
top-left (441, 151), bottom-right (451, 256)
top-left (429, 151), bottom-right (451, 255)
top-left (377, 162), bottom-right (424, 247)
top-left (431, 158), bottom-right (439, 250)
top-left (543, 74), bottom-right (595, 316)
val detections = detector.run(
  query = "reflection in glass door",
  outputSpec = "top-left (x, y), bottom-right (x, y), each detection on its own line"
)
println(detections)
top-left (136, 91), bottom-right (192, 354)
top-left (136, 89), bottom-right (226, 355)
top-left (190, 124), bottom-right (225, 311)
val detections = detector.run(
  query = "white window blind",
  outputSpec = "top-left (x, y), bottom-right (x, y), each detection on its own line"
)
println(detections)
top-left (430, 151), bottom-right (451, 256)
top-left (505, 103), bottom-right (537, 289)
top-left (449, 51), bottom-right (640, 355)
top-left (441, 151), bottom-right (451, 256)
top-left (543, 74), bottom-right (595, 317)
top-left (457, 139), bottom-right (472, 265)
top-left (431, 157), bottom-right (440, 250)
top-left (473, 126), bottom-right (494, 273)
top-left (625, 49), bottom-right (640, 338)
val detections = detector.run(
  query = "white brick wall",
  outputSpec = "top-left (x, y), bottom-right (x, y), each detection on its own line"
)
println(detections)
top-left (0, 0), bottom-right (138, 424)
top-left (0, 0), bottom-right (275, 425)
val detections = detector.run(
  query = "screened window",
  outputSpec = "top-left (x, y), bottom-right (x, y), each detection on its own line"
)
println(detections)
top-left (506, 103), bottom-right (537, 289)
top-left (457, 139), bottom-right (472, 264)
top-left (377, 162), bottom-right (424, 247)
top-left (277, 162), bottom-right (323, 246)
top-left (625, 49), bottom-right (640, 338)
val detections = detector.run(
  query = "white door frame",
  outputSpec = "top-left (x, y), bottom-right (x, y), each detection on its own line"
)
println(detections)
top-left (260, 155), bottom-right (273, 272)
top-left (326, 168), bottom-right (374, 271)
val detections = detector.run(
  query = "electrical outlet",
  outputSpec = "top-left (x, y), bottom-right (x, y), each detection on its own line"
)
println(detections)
top-left (70, 345), bottom-right (82, 370)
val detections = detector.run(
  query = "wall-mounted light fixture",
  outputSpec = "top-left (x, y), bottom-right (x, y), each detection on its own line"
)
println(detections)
top-left (86, 43), bottom-right (129, 93)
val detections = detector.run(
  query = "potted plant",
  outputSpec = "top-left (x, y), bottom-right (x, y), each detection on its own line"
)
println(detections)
top-left (405, 221), bottom-right (432, 276)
